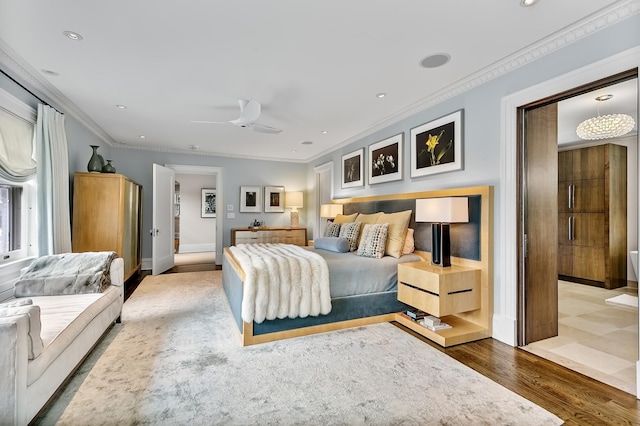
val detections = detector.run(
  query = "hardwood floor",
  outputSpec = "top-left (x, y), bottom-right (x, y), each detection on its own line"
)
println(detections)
top-left (124, 267), bottom-right (639, 424)
top-left (393, 323), bottom-right (639, 425)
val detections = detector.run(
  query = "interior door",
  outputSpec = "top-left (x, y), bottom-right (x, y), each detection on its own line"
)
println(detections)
top-left (519, 103), bottom-right (559, 345)
top-left (152, 163), bottom-right (175, 275)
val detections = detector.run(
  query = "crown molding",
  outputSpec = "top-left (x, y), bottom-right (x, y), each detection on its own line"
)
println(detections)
top-left (111, 142), bottom-right (307, 163)
top-left (0, 40), bottom-right (117, 147)
top-left (307, 0), bottom-right (640, 163)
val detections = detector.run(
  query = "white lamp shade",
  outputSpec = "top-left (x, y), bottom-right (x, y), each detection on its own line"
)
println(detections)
top-left (320, 204), bottom-right (343, 218)
top-left (285, 191), bottom-right (304, 209)
top-left (415, 197), bottom-right (468, 223)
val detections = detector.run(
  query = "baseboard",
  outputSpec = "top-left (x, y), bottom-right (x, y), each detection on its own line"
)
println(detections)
top-left (492, 314), bottom-right (517, 347)
top-left (178, 243), bottom-right (216, 253)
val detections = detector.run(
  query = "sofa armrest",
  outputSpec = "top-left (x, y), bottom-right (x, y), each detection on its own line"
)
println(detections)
top-left (110, 258), bottom-right (124, 288)
top-left (0, 315), bottom-right (29, 425)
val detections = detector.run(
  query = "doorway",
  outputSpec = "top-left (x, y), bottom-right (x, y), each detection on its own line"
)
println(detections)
top-left (165, 165), bottom-right (223, 268)
top-left (517, 71), bottom-right (638, 394)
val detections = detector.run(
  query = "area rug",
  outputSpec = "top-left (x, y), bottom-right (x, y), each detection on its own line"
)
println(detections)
top-left (36, 271), bottom-right (562, 425)
top-left (605, 294), bottom-right (639, 308)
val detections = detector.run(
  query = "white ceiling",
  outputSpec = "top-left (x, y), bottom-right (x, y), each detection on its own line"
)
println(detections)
top-left (0, 0), bottom-right (636, 162)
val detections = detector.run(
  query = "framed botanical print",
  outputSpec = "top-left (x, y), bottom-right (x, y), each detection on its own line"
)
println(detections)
top-left (341, 148), bottom-right (364, 188)
top-left (240, 186), bottom-right (261, 213)
top-left (368, 133), bottom-right (403, 184)
top-left (264, 185), bottom-right (285, 212)
top-left (201, 188), bottom-right (216, 218)
top-left (410, 109), bottom-right (463, 178)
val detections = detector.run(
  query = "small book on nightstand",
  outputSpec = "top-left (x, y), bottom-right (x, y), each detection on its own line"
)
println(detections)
top-left (422, 321), bottom-right (452, 331)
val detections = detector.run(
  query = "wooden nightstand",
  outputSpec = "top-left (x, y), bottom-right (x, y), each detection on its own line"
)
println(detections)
top-left (396, 261), bottom-right (487, 347)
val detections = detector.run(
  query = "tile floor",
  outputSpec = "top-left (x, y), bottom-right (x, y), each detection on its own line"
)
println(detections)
top-left (522, 280), bottom-right (638, 395)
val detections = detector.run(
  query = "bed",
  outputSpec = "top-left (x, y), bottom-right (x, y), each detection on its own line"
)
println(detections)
top-left (222, 186), bottom-right (491, 346)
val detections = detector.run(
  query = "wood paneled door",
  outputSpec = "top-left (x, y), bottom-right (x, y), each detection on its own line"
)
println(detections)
top-left (519, 103), bottom-right (559, 345)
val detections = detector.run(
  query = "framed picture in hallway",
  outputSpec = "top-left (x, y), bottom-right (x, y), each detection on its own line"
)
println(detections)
top-left (201, 188), bottom-right (216, 218)
top-left (240, 186), bottom-right (261, 213)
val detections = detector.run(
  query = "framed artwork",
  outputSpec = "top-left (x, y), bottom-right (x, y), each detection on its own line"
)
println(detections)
top-left (240, 186), bottom-right (261, 213)
top-left (410, 109), bottom-right (463, 178)
top-left (368, 133), bottom-right (403, 184)
top-left (201, 188), bottom-right (216, 218)
top-left (264, 186), bottom-right (285, 212)
top-left (341, 148), bottom-right (364, 188)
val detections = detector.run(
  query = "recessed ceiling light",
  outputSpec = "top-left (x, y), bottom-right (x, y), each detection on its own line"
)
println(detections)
top-left (189, 145), bottom-right (200, 150)
top-left (301, 141), bottom-right (313, 145)
top-left (520, 0), bottom-right (539, 6)
top-left (376, 93), bottom-right (386, 98)
top-left (595, 94), bottom-right (613, 101)
top-left (292, 150), bottom-right (297, 153)
top-left (321, 130), bottom-right (328, 134)
top-left (41, 69), bottom-right (59, 76)
top-left (139, 135), bottom-right (146, 139)
top-left (116, 105), bottom-right (127, 109)
top-left (63, 31), bottom-right (83, 41)
top-left (420, 53), bottom-right (451, 69)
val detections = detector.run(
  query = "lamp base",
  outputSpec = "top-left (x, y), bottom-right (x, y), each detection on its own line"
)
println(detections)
top-left (290, 211), bottom-right (300, 228)
top-left (431, 223), bottom-right (451, 267)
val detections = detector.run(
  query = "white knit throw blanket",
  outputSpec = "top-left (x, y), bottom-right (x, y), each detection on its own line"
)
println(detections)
top-left (229, 243), bottom-right (331, 324)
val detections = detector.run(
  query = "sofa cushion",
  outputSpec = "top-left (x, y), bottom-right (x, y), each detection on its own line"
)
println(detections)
top-left (26, 286), bottom-right (120, 386)
top-left (0, 304), bottom-right (44, 360)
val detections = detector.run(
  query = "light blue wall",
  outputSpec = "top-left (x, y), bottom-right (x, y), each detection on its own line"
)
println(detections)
top-left (106, 148), bottom-right (307, 260)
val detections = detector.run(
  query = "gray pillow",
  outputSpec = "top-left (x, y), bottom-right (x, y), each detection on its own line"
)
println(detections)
top-left (314, 237), bottom-right (350, 253)
top-left (323, 222), bottom-right (340, 237)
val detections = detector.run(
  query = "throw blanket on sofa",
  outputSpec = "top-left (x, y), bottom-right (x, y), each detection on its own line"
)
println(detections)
top-left (229, 243), bottom-right (331, 324)
top-left (14, 251), bottom-right (118, 297)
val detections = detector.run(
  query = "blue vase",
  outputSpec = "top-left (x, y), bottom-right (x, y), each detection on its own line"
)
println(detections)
top-left (87, 145), bottom-right (102, 172)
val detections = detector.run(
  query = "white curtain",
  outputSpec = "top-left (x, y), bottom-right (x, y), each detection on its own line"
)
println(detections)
top-left (0, 106), bottom-right (36, 181)
top-left (35, 104), bottom-right (72, 255)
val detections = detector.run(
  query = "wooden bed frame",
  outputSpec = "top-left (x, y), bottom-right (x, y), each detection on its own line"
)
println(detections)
top-left (223, 185), bottom-right (493, 346)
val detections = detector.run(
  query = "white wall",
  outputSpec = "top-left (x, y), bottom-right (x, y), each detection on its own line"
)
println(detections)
top-left (175, 173), bottom-right (217, 253)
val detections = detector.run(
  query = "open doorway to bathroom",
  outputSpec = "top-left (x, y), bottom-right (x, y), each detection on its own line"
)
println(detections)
top-left (521, 74), bottom-right (638, 395)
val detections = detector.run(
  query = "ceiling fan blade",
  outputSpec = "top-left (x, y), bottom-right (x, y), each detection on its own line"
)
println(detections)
top-left (250, 123), bottom-right (282, 134)
top-left (237, 99), bottom-right (261, 123)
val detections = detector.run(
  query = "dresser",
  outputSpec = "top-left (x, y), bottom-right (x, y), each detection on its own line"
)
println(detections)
top-left (231, 228), bottom-right (307, 246)
top-left (72, 172), bottom-right (143, 281)
top-left (558, 144), bottom-right (627, 289)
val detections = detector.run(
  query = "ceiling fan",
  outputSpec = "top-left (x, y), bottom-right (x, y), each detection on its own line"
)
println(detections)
top-left (190, 99), bottom-right (282, 134)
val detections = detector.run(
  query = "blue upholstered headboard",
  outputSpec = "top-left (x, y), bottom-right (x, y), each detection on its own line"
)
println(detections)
top-left (338, 191), bottom-right (484, 261)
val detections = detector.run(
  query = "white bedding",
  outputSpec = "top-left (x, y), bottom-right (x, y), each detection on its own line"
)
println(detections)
top-left (228, 243), bottom-right (331, 323)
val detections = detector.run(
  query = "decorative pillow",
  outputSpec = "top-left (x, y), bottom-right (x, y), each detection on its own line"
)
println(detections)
top-left (354, 212), bottom-right (382, 245)
top-left (377, 210), bottom-right (412, 258)
top-left (323, 222), bottom-right (341, 238)
top-left (357, 223), bottom-right (389, 259)
top-left (338, 222), bottom-right (362, 252)
top-left (334, 213), bottom-right (358, 224)
top-left (0, 304), bottom-right (44, 360)
top-left (314, 237), bottom-right (350, 253)
top-left (402, 228), bottom-right (415, 255)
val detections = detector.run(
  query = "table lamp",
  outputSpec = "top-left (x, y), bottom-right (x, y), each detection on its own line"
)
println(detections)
top-left (320, 204), bottom-right (343, 222)
top-left (285, 191), bottom-right (304, 228)
top-left (415, 197), bottom-right (468, 267)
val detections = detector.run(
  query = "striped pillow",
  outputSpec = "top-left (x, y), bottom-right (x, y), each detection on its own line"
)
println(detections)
top-left (357, 223), bottom-right (389, 258)
top-left (338, 222), bottom-right (362, 251)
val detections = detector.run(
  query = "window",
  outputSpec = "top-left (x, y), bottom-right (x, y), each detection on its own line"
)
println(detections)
top-left (0, 87), bottom-right (37, 265)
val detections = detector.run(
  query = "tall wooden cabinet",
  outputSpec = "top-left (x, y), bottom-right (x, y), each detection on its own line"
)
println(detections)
top-left (72, 172), bottom-right (143, 281)
top-left (558, 144), bottom-right (626, 289)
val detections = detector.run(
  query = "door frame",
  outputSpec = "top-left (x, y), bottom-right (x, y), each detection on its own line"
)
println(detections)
top-left (314, 161), bottom-right (334, 239)
top-left (500, 46), bottom-right (640, 394)
top-left (166, 164), bottom-right (223, 265)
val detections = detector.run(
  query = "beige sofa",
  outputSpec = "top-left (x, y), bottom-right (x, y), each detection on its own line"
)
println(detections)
top-left (0, 256), bottom-right (124, 426)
